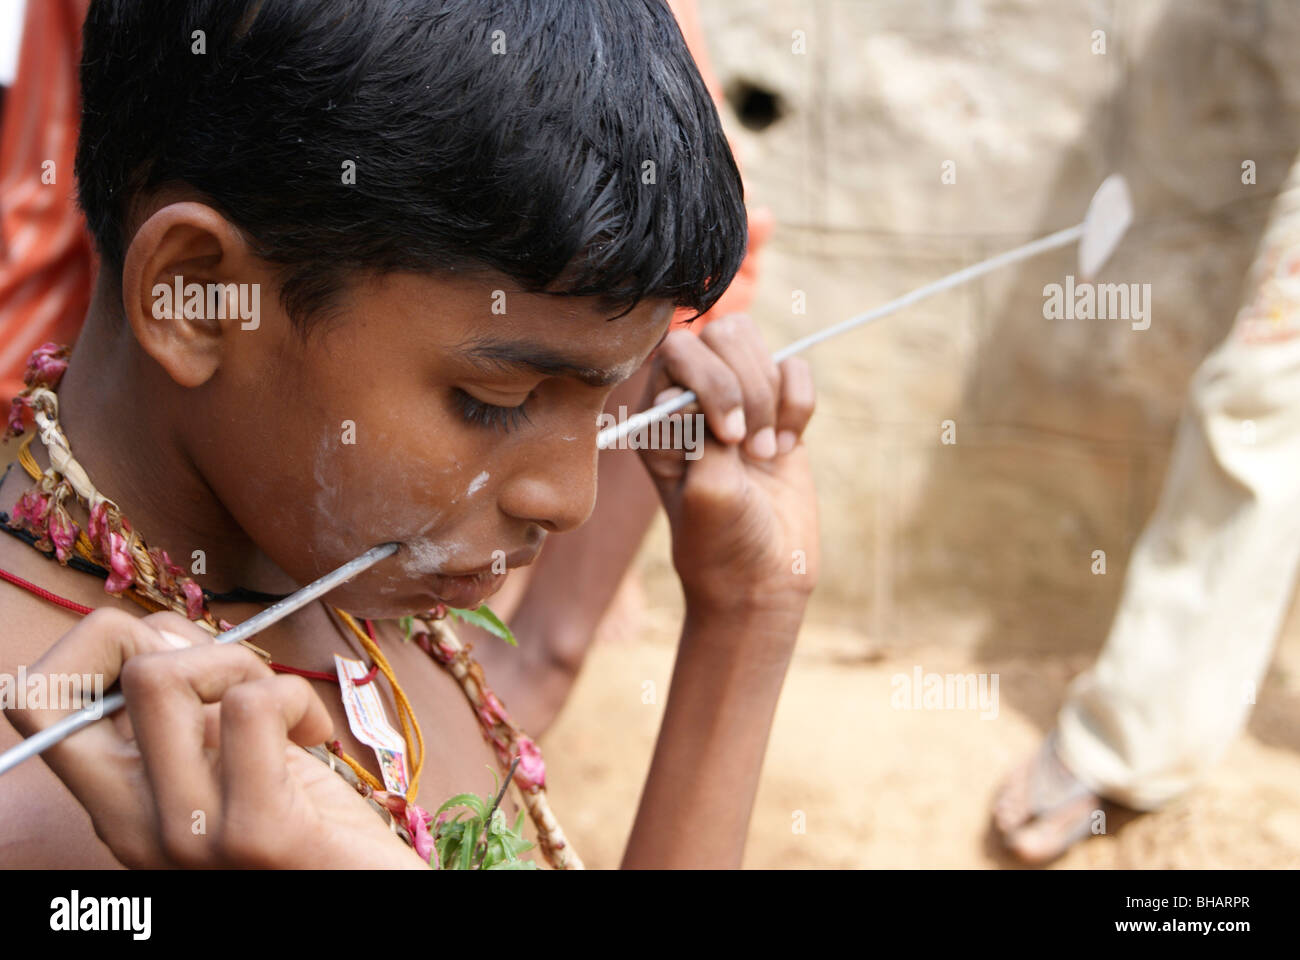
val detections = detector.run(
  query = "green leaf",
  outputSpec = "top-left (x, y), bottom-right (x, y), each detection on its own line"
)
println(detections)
top-left (432, 767), bottom-right (538, 869)
top-left (460, 821), bottom-right (480, 869)
top-left (497, 835), bottom-right (514, 860)
top-left (435, 822), bottom-right (467, 871)
top-left (447, 604), bottom-right (517, 647)
top-left (435, 792), bottom-right (487, 820)
top-left (398, 615), bottom-right (414, 642)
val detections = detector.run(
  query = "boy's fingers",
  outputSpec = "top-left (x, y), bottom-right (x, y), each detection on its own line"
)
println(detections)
top-left (637, 386), bottom-right (710, 485)
top-left (699, 315), bottom-right (778, 458)
top-left (133, 612), bottom-right (218, 745)
top-left (711, 314), bottom-right (783, 459)
top-left (653, 330), bottom-right (747, 444)
top-left (1, 607), bottom-right (217, 841)
top-left (9, 608), bottom-right (201, 738)
top-left (139, 610), bottom-right (216, 650)
top-left (101, 611), bottom-right (214, 743)
top-left (774, 356), bottom-right (816, 454)
top-left (132, 701), bottom-right (222, 753)
top-left (119, 642), bottom-right (273, 856)
top-left (218, 675), bottom-right (335, 860)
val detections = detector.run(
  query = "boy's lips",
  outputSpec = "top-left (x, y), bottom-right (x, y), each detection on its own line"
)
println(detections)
top-left (424, 546), bottom-right (539, 608)
top-left (427, 569), bottom-right (507, 609)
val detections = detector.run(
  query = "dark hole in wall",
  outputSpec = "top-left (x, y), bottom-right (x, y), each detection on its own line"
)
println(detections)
top-left (726, 79), bottom-right (783, 131)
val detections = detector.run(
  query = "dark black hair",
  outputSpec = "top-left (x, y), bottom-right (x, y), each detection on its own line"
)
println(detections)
top-left (75, 0), bottom-right (746, 324)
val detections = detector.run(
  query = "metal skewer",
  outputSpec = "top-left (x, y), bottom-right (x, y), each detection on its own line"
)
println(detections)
top-left (0, 541), bottom-right (400, 777)
top-left (598, 175), bottom-right (1133, 450)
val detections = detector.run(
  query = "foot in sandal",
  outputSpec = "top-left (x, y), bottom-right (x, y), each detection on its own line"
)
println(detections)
top-left (992, 730), bottom-right (1105, 865)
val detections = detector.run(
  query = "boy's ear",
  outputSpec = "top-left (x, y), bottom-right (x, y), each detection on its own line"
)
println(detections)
top-left (120, 202), bottom-right (263, 388)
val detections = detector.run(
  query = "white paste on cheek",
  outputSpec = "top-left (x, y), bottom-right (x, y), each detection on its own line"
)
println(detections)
top-left (466, 471), bottom-right (489, 497)
top-left (399, 537), bottom-right (457, 576)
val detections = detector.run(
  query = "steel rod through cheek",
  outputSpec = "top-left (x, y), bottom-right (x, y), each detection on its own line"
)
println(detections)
top-left (0, 541), bottom-right (400, 777)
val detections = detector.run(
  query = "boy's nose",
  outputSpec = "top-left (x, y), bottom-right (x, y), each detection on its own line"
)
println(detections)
top-left (496, 442), bottom-right (598, 534)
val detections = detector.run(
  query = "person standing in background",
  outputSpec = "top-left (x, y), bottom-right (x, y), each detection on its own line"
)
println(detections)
top-left (995, 149), bottom-right (1300, 864)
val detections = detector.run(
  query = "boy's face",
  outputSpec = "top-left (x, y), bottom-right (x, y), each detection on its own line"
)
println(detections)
top-left (188, 270), bottom-right (673, 618)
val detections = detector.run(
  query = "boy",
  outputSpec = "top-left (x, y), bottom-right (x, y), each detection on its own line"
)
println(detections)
top-left (0, 0), bottom-right (818, 868)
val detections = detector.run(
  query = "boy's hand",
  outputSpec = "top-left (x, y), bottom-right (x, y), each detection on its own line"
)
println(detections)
top-left (3, 608), bottom-right (427, 869)
top-left (638, 315), bottom-right (820, 624)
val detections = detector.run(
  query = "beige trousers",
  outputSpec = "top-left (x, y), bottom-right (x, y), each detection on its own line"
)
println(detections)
top-left (1056, 160), bottom-right (1300, 811)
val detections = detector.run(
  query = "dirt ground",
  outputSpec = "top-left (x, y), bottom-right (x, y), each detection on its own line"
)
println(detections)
top-left (538, 538), bottom-right (1300, 869)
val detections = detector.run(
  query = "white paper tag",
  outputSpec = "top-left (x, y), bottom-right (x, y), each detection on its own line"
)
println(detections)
top-left (333, 654), bottom-right (409, 796)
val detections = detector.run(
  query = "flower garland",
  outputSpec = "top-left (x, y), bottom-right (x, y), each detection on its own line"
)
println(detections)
top-left (3, 343), bottom-right (583, 869)
top-left (7, 345), bottom-right (229, 631)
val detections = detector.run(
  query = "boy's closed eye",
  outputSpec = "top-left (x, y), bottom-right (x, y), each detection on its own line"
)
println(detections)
top-left (452, 386), bottom-right (536, 433)
top-left (447, 333), bottom-right (653, 436)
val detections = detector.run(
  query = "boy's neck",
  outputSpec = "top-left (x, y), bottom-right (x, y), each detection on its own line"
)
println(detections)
top-left (49, 303), bottom-right (302, 598)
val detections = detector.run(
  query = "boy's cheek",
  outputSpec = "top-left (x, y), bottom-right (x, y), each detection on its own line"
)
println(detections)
top-left (211, 392), bottom-right (488, 586)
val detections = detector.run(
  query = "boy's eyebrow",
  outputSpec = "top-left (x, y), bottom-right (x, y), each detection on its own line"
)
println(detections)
top-left (455, 336), bottom-right (635, 388)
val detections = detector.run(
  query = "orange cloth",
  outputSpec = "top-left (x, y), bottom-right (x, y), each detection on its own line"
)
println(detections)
top-left (0, 0), bottom-right (93, 400)
top-left (667, 0), bottom-right (768, 334)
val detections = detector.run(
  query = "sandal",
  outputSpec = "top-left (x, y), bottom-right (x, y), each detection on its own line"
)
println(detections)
top-left (993, 730), bottom-right (1102, 864)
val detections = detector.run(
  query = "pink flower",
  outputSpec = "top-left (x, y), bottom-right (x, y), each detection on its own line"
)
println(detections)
top-left (11, 490), bottom-right (50, 530)
top-left (88, 501), bottom-right (109, 545)
top-left (46, 506), bottom-right (78, 563)
top-left (419, 632), bottom-right (457, 665)
top-left (405, 803), bottom-right (437, 866)
top-left (476, 690), bottom-right (510, 729)
top-left (180, 579), bottom-right (205, 620)
top-left (6, 396), bottom-right (28, 436)
top-left (103, 531), bottom-right (136, 593)
top-left (24, 343), bottom-right (69, 387)
top-left (513, 736), bottom-right (546, 791)
top-left (149, 548), bottom-right (176, 592)
top-left (370, 790), bottom-right (409, 817)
